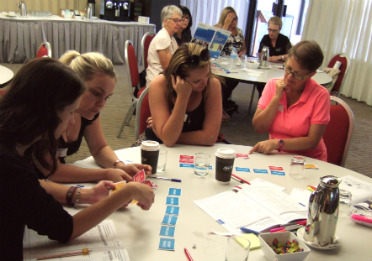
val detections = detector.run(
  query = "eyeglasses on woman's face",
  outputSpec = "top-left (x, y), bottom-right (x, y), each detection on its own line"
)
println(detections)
top-left (182, 16), bottom-right (190, 22)
top-left (283, 62), bottom-right (312, 81)
top-left (168, 18), bottom-right (183, 23)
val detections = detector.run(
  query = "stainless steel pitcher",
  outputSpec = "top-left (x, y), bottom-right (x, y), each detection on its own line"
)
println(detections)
top-left (259, 46), bottom-right (269, 68)
top-left (18, 1), bottom-right (27, 16)
top-left (304, 175), bottom-right (340, 246)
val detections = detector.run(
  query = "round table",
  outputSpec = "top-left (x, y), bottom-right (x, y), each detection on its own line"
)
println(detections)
top-left (72, 144), bottom-right (372, 261)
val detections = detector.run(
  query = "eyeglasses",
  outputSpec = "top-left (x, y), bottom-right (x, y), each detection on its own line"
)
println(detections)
top-left (268, 28), bottom-right (279, 33)
top-left (182, 16), bottom-right (190, 22)
top-left (168, 18), bottom-right (183, 23)
top-left (283, 63), bottom-right (311, 80)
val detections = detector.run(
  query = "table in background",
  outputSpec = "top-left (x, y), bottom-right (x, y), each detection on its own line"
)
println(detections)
top-left (0, 15), bottom-right (155, 64)
top-left (74, 144), bottom-right (372, 261)
top-left (0, 64), bottom-right (13, 87)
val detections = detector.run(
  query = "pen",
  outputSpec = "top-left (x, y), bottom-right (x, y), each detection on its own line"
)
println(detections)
top-left (240, 227), bottom-right (259, 235)
top-left (231, 174), bottom-right (251, 185)
top-left (149, 176), bottom-right (182, 182)
top-left (37, 248), bottom-right (91, 260)
top-left (231, 175), bottom-right (243, 183)
top-left (184, 248), bottom-right (194, 261)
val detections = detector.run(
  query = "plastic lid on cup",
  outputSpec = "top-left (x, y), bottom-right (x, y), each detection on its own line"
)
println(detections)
top-left (215, 148), bottom-right (236, 159)
top-left (141, 140), bottom-right (160, 151)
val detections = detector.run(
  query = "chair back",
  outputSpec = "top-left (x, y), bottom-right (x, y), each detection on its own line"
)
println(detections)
top-left (323, 96), bottom-right (354, 167)
top-left (124, 40), bottom-right (140, 100)
top-left (134, 86), bottom-right (150, 140)
top-left (327, 53), bottom-right (349, 94)
top-left (141, 31), bottom-right (155, 69)
top-left (36, 41), bottom-right (52, 58)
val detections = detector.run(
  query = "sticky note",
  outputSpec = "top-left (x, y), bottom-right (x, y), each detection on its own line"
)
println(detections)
top-left (236, 167), bottom-right (251, 172)
top-left (253, 169), bottom-right (268, 174)
top-left (159, 238), bottom-right (175, 251)
top-left (180, 163), bottom-right (194, 168)
top-left (270, 170), bottom-right (285, 176)
top-left (235, 234), bottom-right (261, 250)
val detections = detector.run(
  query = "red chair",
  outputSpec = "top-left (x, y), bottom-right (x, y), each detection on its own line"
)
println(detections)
top-left (323, 96), bottom-right (354, 167)
top-left (35, 41), bottom-right (52, 58)
top-left (327, 53), bottom-right (349, 96)
top-left (117, 40), bottom-right (146, 138)
top-left (141, 31), bottom-right (155, 69)
top-left (134, 86), bottom-right (150, 140)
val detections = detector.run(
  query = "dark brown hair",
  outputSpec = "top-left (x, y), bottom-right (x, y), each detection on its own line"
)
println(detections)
top-left (288, 40), bottom-right (324, 72)
top-left (0, 58), bottom-right (85, 175)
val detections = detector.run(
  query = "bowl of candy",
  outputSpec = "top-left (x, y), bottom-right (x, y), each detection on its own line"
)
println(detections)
top-left (259, 231), bottom-right (311, 261)
top-left (246, 60), bottom-right (260, 69)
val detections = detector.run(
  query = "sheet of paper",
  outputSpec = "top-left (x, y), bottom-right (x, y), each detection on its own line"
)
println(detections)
top-left (23, 220), bottom-right (127, 260)
top-left (339, 175), bottom-right (372, 204)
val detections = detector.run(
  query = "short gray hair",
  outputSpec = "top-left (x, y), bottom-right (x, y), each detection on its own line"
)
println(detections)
top-left (161, 5), bottom-right (182, 27)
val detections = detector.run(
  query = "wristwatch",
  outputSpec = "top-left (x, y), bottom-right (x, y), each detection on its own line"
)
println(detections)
top-left (281, 55), bottom-right (284, 61)
top-left (278, 139), bottom-right (284, 152)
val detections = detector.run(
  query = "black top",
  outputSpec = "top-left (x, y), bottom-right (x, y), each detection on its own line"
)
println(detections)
top-left (0, 145), bottom-right (73, 261)
top-left (58, 113), bottom-right (99, 163)
top-left (174, 28), bottom-right (192, 46)
top-left (258, 34), bottom-right (292, 56)
top-left (145, 96), bottom-right (205, 143)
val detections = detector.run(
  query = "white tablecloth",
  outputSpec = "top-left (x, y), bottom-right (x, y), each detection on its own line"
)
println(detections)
top-left (0, 15), bottom-right (155, 64)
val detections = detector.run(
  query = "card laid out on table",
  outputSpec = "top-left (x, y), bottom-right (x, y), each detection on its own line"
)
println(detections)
top-left (169, 188), bottom-right (182, 196)
top-left (253, 169), bottom-right (268, 174)
top-left (235, 167), bottom-right (251, 172)
top-left (268, 166), bottom-right (284, 171)
top-left (162, 215), bottom-right (178, 225)
top-left (179, 155), bottom-right (194, 163)
top-left (166, 196), bottom-right (179, 206)
top-left (166, 206), bottom-right (180, 215)
top-left (236, 153), bottom-right (249, 159)
top-left (270, 170), bottom-right (285, 176)
top-left (305, 164), bottom-right (318, 169)
top-left (159, 238), bottom-right (175, 251)
top-left (159, 226), bottom-right (175, 237)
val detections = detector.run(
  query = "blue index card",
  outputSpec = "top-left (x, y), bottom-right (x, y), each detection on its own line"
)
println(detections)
top-left (253, 169), bottom-right (268, 174)
top-left (166, 206), bottom-right (180, 215)
top-left (271, 170), bottom-right (285, 176)
top-left (235, 167), bottom-right (251, 172)
top-left (179, 163), bottom-right (194, 168)
top-left (159, 238), bottom-right (175, 251)
top-left (160, 226), bottom-right (175, 237)
top-left (166, 196), bottom-right (179, 205)
top-left (168, 188), bottom-right (181, 196)
top-left (162, 215), bottom-right (178, 225)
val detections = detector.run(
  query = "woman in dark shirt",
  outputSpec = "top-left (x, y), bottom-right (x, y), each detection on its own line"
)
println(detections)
top-left (0, 58), bottom-right (154, 260)
top-left (147, 43), bottom-right (222, 147)
top-left (174, 5), bottom-right (193, 45)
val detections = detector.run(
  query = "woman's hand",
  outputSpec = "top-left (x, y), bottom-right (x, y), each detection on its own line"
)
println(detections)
top-left (249, 139), bottom-right (278, 154)
top-left (171, 75), bottom-right (192, 98)
top-left (146, 116), bottom-right (153, 129)
top-left (86, 180), bottom-right (116, 205)
top-left (275, 78), bottom-right (287, 99)
top-left (125, 182), bottom-right (155, 210)
top-left (104, 168), bottom-right (133, 182)
top-left (224, 13), bottom-right (235, 29)
top-left (120, 163), bottom-right (152, 177)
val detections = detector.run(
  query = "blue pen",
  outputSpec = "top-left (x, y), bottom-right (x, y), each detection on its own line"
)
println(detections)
top-left (149, 176), bottom-right (182, 182)
top-left (240, 227), bottom-right (259, 235)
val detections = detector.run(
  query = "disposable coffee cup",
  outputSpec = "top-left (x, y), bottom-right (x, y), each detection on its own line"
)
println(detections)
top-left (215, 148), bottom-right (235, 183)
top-left (141, 140), bottom-right (160, 174)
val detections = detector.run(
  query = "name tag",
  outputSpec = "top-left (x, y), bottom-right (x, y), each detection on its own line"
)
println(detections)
top-left (58, 148), bottom-right (68, 158)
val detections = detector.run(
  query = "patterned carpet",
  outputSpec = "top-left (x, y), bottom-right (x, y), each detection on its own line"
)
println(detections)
top-left (2, 63), bottom-right (371, 178)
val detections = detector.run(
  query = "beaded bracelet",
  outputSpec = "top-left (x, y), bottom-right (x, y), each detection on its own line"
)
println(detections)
top-left (74, 188), bottom-right (81, 208)
top-left (113, 159), bottom-right (124, 168)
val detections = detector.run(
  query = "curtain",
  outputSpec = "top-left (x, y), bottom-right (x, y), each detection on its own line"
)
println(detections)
top-left (302, 0), bottom-right (372, 106)
top-left (180, 0), bottom-right (249, 36)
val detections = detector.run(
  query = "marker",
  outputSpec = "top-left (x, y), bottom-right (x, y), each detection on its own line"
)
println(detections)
top-left (307, 185), bottom-right (316, 192)
top-left (184, 248), bottom-right (194, 261)
top-left (231, 174), bottom-right (251, 185)
top-left (240, 227), bottom-right (259, 235)
top-left (149, 176), bottom-right (182, 182)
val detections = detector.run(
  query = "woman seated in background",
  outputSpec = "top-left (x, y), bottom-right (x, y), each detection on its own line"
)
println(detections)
top-left (174, 5), bottom-right (193, 45)
top-left (0, 58), bottom-right (154, 260)
top-left (214, 6), bottom-right (247, 120)
top-left (145, 43), bottom-right (222, 147)
top-left (250, 40), bottom-right (330, 161)
top-left (35, 51), bottom-right (151, 183)
top-left (146, 5), bottom-right (182, 87)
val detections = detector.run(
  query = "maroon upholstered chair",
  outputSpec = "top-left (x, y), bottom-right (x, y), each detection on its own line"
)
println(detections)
top-left (35, 41), bottom-right (52, 58)
top-left (327, 53), bottom-right (349, 96)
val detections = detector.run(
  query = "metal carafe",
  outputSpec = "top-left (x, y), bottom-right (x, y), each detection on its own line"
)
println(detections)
top-left (259, 46), bottom-right (269, 68)
top-left (304, 175), bottom-right (340, 247)
top-left (86, 6), bottom-right (93, 19)
top-left (18, 1), bottom-right (27, 16)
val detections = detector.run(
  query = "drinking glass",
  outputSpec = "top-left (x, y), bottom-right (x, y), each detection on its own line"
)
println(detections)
top-left (194, 153), bottom-right (210, 176)
top-left (225, 236), bottom-right (250, 261)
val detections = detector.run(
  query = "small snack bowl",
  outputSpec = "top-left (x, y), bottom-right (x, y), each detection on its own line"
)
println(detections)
top-left (259, 231), bottom-right (311, 261)
top-left (246, 61), bottom-right (260, 69)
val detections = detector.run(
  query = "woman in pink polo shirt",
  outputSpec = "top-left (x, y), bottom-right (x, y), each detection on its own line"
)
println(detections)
top-left (250, 40), bottom-right (330, 161)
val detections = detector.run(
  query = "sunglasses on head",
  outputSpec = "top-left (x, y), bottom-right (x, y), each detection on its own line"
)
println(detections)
top-left (184, 48), bottom-right (210, 67)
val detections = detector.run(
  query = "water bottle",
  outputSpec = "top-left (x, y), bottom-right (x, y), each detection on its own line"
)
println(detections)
top-left (229, 47), bottom-right (238, 70)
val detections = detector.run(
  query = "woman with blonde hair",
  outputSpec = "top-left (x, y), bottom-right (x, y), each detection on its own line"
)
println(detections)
top-left (35, 51), bottom-right (152, 185)
top-left (145, 43), bottom-right (222, 147)
top-left (215, 6), bottom-right (247, 119)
